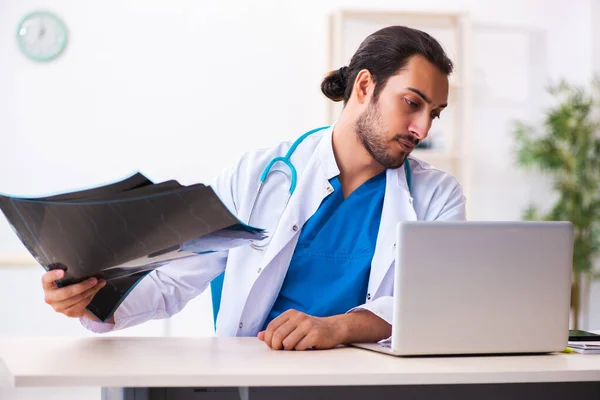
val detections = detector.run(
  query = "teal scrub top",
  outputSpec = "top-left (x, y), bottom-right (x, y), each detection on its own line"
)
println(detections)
top-left (262, 170), bottom-right (386, 329)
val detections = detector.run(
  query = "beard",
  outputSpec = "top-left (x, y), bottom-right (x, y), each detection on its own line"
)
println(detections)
top-left (355, 100), bottom-right (419, 169)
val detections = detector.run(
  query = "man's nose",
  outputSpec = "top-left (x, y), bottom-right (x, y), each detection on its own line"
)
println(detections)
top-left (410, 113), bottom-right (434, 141)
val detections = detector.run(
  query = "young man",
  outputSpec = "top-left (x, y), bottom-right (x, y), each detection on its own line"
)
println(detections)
top-left (41, 26), bottom-right (465, 350)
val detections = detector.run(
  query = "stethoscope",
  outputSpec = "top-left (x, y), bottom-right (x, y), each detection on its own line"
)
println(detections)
top-left (247, 126), bottom-right (413, 250)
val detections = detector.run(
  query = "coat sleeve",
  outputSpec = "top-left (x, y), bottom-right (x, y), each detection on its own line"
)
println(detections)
top-left (80, 163), bottom-right (239, 333)
top-left (346, 178), bottom-right (467, 338)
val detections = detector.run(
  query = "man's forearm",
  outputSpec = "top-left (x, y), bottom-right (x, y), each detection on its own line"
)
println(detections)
top-left (330, 310), bottom-right (392, 344)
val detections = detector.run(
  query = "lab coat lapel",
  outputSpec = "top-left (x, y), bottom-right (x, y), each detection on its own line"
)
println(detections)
top-left (259, 129), bottom-right (339, 272)
top-left (368, 164), bottom-right (417, 298)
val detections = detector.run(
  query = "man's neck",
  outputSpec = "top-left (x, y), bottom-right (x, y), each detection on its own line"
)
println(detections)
top-left (331, 117), bottom-right (386, 199)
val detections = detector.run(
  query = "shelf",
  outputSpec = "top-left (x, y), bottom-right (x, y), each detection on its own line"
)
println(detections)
top-left (0, 253), bottom-right (37, 267)
top-left (410, 150), bottom-right (462, 177)
top-left (412, 149), bottom-right (458, 160)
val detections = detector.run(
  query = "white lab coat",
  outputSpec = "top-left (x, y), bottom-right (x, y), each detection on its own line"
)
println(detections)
top-left (81, 126), bottom-right (466, 336)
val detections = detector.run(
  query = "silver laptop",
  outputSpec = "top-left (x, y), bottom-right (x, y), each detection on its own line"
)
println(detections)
top-left (353, 221), bottom-right (574, 356)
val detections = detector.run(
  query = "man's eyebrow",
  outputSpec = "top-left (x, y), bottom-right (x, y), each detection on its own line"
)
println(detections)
top-left (407, 87), bottom-right (448, 108)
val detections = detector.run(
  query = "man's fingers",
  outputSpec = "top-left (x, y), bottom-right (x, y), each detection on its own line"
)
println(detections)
top-left (52, 281), bottom-right (106, 312)
top-left (264, 315), bottom-right (290, 346)
top-left (41, 269), bottom-right (110, 320)
top-left (61, 291), bottom-right (97, 319)
top-left (268, 320), bottom-right (298, 350)
top-left (281, 321), bottom-right (312, 350)
top-left (41, 269), bottom-right (64, 290)
top-left (44, 277), bottom-right (100, 304)
top-left (294, 332), bottom-right (317, 351)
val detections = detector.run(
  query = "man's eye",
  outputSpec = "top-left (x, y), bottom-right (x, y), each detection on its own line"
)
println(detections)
top-left (404, 98), bottom-right (419, 109)
top-left (431, 112), bottom-right (441, 120)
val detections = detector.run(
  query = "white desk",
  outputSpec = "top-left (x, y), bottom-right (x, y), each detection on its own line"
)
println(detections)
top-left (1, 337), bottom-right (599, 400)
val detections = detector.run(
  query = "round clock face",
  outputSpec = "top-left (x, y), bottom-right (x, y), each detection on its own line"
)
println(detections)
top-left (17, 11), bottom-right (68, 62)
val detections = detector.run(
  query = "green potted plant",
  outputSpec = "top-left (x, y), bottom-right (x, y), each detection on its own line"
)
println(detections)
top-left (513, 79), bottom-right (600, 330)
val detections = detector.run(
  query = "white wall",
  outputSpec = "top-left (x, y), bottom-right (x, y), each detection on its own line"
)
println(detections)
top-left (588, 0), bottom-right (600, 340)
top-left (0, 0), bottom-right (597, 398)
top-left (594, 0), bottom-right (600, 75)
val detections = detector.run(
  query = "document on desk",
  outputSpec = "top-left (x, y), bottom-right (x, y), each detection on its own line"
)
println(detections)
top-left (0, 172), bottom-right (266, 322)
top-left (567, 341), bottom-right (600, 354)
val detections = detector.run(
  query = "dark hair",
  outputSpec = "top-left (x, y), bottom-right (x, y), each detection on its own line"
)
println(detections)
top-left (321, 25), bottom-right (453, 103)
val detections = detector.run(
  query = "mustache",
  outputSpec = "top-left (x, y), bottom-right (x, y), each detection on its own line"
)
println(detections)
top-left (393, 134), bottom-right (420, 147)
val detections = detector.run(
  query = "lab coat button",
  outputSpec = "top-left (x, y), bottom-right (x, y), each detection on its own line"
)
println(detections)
top-left (326, 186), bottom-right (333, 193)
top-left (239, 322), bottom-right (243, 329)
top-left (257, 267), bottom-right (262, 274)
top-left (292, 225), bottom-right (299, 231)
top-left (366, 293), bottom-right (371, 301)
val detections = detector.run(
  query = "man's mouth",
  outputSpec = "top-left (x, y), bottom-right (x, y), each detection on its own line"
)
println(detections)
top-left (397, 138), bottom-right (416, 151)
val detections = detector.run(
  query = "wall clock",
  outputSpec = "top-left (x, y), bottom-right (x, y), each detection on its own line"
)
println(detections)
top-left (16, 11), bottom-right (68, 62)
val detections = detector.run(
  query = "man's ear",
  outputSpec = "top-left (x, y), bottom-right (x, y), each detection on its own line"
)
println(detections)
top-left (353, 69), bottom-right (374, 105)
